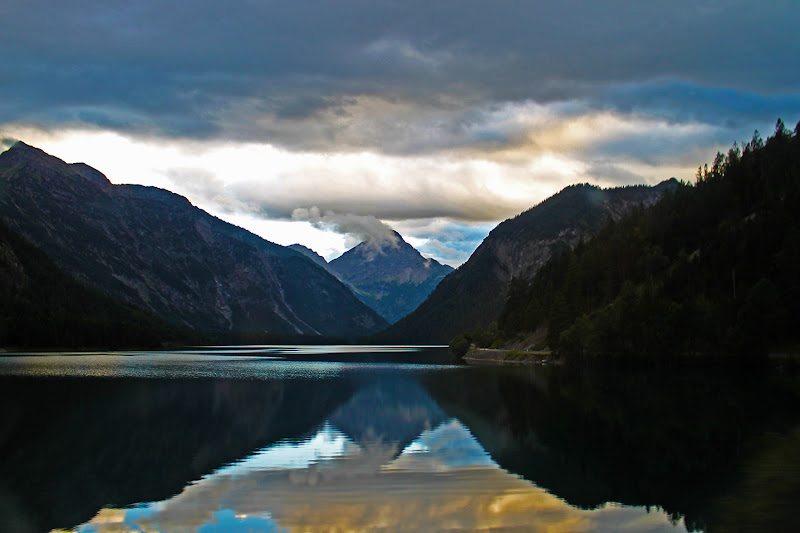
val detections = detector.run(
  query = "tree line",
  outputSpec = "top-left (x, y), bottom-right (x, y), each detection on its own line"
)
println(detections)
top-left (455, 119), bottom-right (800, 360)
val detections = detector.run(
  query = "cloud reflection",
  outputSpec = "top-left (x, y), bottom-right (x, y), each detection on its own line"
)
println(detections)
top-left (76, 420), bottom-right (690, 532)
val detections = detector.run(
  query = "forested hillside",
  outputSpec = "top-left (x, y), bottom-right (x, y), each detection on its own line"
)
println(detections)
top-left (0, 220), bottom-right (192, 349)
top-left (494, 120), bottom-right (800, 359)
top-left (376, 181), bottom-right (671, 343)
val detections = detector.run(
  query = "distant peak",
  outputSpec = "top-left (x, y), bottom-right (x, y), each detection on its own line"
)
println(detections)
top-left (368, 229), bottom-right (404, 246)
top-left (656, 177), bottom-right (680, 190)
top-left (347, 230), bottom-right (404, 256)
top-left (3, 140), bottom-right (47, 158)
top-left (0, 141), bottom-right (113, 187)
top-left (7, 140), bottom-right (27, 149)
top-left (0, 137), bottom-right (18, 151)
top-left (0, 141), bottom-right (68, 171)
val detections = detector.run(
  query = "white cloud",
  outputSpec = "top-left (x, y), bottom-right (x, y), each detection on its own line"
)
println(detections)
top-left (0, 1), bottom-right (797, 276)
top-left (1, 102), bottom-right (757, 267)
top-left (292, 207), bottom-right (399, 249)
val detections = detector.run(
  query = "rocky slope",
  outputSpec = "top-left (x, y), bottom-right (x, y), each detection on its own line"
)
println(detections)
top-left (328, 232), bottom-right (453, 323)
top-left (0, 142), bottom-right (387, 338)
top-left (375, 181), bottom-right (676, 343)
top-left (0, 219), bottom-right (190, 348)
top-left (288, 243), bottom-right (328, 268)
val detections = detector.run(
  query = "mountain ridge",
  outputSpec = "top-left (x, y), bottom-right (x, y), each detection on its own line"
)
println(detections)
top-left (288, 244), bottom-right (329, 268)
top-left (374, 181), bottom-right (676, 343)
top-left (0, 142), bottom-right (387, 339)
top-left (328, 232), bottom-right (453, 323)
top-left (497, 123), bottom-right (800, 357)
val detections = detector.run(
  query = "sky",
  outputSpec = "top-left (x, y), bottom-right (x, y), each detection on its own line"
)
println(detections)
top-left (2, 1), bottom-right (799, 266)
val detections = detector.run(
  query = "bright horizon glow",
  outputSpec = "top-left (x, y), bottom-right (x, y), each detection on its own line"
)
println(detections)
top-left (0, 112), bottom-right (781, 267)
top-left (1, 1), bottom-right (798, 266)
top-left (0, 126), bottom-right (572, 265)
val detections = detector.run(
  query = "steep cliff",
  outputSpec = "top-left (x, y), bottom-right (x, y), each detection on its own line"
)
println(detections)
top-left (0, 219), bottom-right (190, 348)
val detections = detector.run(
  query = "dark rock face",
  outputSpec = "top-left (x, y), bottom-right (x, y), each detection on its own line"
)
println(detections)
top-left (377, 182), bottom-right (676, 343)
top-left (288, 243), bottom-right (329, 268)
top-left (0, 142), bottom-right (387, 338)
top-left (328, 232), bottom-right (453, 324)
top-left (0, 219), bottom-right (190, 349)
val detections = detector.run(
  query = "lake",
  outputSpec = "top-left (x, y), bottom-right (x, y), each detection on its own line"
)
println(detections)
top-left (0, 346), bottom-right (798, 532)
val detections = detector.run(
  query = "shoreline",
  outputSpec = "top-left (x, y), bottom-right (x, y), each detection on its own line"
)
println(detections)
top-left (462, 348), bottom-right (557, 366)
top-left (461, 347), bottom-right (800, 369)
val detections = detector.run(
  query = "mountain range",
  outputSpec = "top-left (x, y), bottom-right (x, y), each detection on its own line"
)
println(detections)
top-left (289, 236), bottom-right (453, 324)
top-left (0, 140), bottom-right (680, 348)
top-left (0, 142), bottom-right (387, 341)
top-left (288, 244), bottom-right (328, 268)
top-left (375, 180), bottom-right (677, 343)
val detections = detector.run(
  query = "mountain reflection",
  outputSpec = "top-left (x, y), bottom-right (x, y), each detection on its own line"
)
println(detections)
top-left (2, 350), bottom-right (797, 532)
top-left (73, 378), bottom-right (689, 533)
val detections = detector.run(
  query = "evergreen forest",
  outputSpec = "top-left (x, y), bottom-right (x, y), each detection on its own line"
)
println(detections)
top-left (470, 119), bottom-right (800, 360)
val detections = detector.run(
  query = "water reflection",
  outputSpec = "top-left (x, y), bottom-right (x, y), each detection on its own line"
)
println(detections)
top-left (77, 421), bottom-right (688, 533)
top-left (0, 345), bottom-right (453, 367)
top-left (0, 347), bottom-right (797, 532)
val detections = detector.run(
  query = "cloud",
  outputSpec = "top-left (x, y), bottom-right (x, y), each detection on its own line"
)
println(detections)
top-left (585, 161), bottom-right (648, 187)
top-left (0, 137), bottom-right (17, 150)
top-left (3, 1), bottom-right (799, 267)
top-left (1, 1), bottom-right (798, 150)
top-left (599, 82), bottom-right (800, 128)
top-left (392, 219), bottom-right (497, 266)
top-left (292, 207), bottom-right (399, 249)
top-left (147, 139), bottom-right (568, 224)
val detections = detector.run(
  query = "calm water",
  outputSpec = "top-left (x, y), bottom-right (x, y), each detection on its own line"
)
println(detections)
top-left (0, 346), bottom-right (798, 532)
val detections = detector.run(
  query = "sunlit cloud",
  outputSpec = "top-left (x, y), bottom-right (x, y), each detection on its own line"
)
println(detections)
top-left (0, 105), bottom-right (775, 267)
top-left (2, 0), bottom-right (798, 265)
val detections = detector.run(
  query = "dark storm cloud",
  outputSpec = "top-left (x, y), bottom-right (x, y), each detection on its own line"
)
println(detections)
top-left (2, 0), bottom-right (799, 149)
top-left (595, 82), bottom-right (800, 140)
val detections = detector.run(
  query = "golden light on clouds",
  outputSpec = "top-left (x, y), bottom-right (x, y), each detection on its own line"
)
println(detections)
top-left (0, 104), bottom-right (725, 267)
top-left (74, 421), bottom-right (690, 533)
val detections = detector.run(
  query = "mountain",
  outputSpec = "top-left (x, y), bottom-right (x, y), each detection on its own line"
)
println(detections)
top-left (327, 232), bottom-right (454, 323)
top-left (499, 122), bottom-right (800, 357)
top-left (288, 243), bottom-right (328, 268)
top-left (375, 181), bottom-right (676, 343)
top-left (0, 142), bottom-right (387, 339)
top-left (0, 219), bottom-right (191, 349)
